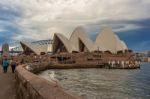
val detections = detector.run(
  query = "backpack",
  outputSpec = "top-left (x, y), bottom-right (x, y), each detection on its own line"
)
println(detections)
top-left (11, 61), bottom-right (16, 66)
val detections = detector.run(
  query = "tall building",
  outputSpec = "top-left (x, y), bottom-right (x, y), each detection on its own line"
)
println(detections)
top-left (2, 43), bottom-right (10, 57)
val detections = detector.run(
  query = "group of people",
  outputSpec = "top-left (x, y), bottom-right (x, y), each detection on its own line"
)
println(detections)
top-left (1, 56), bottom-right (17, 73)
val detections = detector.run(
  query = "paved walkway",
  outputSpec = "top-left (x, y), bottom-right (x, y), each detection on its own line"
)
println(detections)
top-left (0, 66), bottom-right (16, 99)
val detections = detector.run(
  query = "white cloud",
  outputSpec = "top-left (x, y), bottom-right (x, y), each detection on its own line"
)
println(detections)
top-left (0, 0), bottom-right (150, 41)
top-left (113, 24), bottom-right (143, 32)
top-left (0, 27), bottom-right (6, 32)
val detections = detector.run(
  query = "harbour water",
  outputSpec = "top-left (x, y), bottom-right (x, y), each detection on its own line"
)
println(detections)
top-left (38, 63), bottom-right (150, 99)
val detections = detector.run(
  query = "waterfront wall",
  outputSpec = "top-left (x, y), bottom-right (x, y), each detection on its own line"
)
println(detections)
top-left (27, 61), bottom-right (139, 75)
top-left (29, 62), bottom-right (103, 74)
top-left (15, 65), bottom-right (83, 99)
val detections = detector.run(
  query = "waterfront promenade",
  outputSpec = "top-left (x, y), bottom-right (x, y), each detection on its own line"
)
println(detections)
top-left (0, 66), bottom-right (16, 99)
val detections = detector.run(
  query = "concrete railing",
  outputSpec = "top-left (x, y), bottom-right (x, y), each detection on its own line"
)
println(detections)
top-left (15, 65), bottom-right (83, 99)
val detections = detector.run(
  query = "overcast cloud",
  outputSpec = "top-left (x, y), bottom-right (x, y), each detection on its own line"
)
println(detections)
top-left (0, 0), bottom-right (150, 51)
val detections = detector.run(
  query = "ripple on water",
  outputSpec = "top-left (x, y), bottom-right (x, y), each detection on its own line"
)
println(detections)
top-left (38, 63), bottom-right (150, 99)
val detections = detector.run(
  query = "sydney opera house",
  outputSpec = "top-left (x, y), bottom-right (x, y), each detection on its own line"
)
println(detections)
top-left (20, 26), bottom-right (128, 55)
top-left (53, 27), bottom-right (128, 54)
top-left (17, 26), bottom-right (141, 69)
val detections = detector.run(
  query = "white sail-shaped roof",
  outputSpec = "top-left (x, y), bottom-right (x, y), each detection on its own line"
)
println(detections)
top-left (53, 26), bottom-right (128, 54)
top-left (93, 27), bottom-right (117, 53)
top-left (20, 41), bottom-right (48, 55)
top-left (93, 27), bottom-right (128, 53)
top-left (53, 26), bottom-right (93, 53)
top-left (69, 26), bottom-right (93, 52)
top-left (53, 33), bottom-right (71, 53)
top-left (115, 35), bottom-right (128, 51)
top-left (121, 41), bottom-right (128, 50)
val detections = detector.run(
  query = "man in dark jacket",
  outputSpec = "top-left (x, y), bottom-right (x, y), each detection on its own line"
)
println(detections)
top-left (10, 58), bottom-right (17, 73)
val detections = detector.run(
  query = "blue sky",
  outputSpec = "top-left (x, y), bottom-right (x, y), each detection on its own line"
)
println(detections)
top-left (0, 0), bottom-right (150, 52)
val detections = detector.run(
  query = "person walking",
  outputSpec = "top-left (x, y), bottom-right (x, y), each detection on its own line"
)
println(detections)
top-left (2, 57), bottom-right (9, 73)
top-left (10, 58), bottom-right (17, 73)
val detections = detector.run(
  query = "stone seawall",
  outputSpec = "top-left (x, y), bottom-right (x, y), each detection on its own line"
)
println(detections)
top-left (15, 65), bottom-right (83, 99)
top-left (27, 62), bottom-right (103, 74)
top-left (26, 62), bottom-right (139, 75)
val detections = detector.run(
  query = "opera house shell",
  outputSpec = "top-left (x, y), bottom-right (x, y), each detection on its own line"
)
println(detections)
top-left (53, 27), bottom-right (128, 54)
top-left (53, 27), bottom-right (93, 53)
top-left (20, 41), bottom-right (49, 55)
